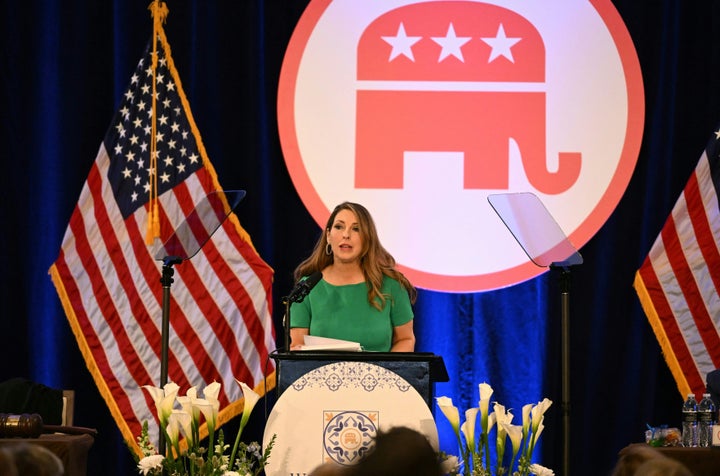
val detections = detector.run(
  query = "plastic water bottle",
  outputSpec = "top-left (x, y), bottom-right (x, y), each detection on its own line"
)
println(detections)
top-left (682, 394), bottom-right (698, 447)
top-left (698, 393), bottom-right (716, 447)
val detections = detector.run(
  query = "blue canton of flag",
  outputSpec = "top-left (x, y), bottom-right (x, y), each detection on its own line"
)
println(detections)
top-left (107, 44), bottom-right (203, 219)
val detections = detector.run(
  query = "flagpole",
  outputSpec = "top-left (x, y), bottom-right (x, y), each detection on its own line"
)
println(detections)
top-left (149, 0), bottom-right (170, 457)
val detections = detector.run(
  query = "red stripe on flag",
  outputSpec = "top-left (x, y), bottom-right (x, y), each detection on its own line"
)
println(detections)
top-left (637, 255), bottom-right (705, 392)
top-left (660, 212), bottom-right (717, 383)
top-left (683, 173), bottom-right (720, 366)
top-left (222, 224), bottom-right (275, 370)
top-left (59, 214), bottom-right (143, 420)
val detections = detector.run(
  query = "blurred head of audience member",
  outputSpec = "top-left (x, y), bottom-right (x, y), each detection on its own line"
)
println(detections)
top-left (309, 426), bottom-right (441, 476)
top-left (0, 443), bottom-right (64, 476)
top-left (610, 444), bottom-right (691, 476)
top-left (349, 426), bottom-right (441, 476)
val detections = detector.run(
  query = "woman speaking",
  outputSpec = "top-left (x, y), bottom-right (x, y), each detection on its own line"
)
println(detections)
top-left (289, 202), bottom-right (416, 352)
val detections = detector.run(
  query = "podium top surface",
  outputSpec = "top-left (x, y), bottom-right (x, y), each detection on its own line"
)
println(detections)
top-left (270, 351), bottom-right (449, 382)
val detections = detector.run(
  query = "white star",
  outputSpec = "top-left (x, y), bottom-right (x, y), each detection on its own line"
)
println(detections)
top-left (188, 153), bottom-right (199, 164)
top-left (160, 172), bottom-right (171, 183)
top-left (382, 23), bottom-right (422, 62)
top-left (432, 23), bottom-right (471, 62)
top-left (481, 24), bottom-right (521, 63)
top-left (164, 156), bottom-right (173, 167)
top-left (122, 167), bottom-right (132, 179)
top-left (177, 163), bottom-right (186, 173)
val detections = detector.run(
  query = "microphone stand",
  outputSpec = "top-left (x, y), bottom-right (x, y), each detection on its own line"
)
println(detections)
top-left (282, 295), bottom-right (292, 352)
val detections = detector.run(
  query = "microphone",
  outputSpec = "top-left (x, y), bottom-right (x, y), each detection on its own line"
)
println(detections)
top-left (286, 271), bottom-right (323, 303)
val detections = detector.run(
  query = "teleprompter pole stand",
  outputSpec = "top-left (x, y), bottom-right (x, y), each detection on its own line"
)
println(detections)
top-left (551, 264), bottom-right (572, 476)
top-left (158, 255), bottom-right (183, 456)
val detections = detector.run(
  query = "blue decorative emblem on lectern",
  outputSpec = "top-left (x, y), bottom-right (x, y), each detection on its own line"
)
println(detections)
top-left (323, 411), bottom-right (378, 465)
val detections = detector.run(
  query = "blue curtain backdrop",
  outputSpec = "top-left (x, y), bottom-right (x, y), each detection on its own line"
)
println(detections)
top-left (1, 1), bottom-right (718, 474)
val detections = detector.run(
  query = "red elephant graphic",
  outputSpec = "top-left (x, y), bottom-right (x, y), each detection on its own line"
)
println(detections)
top-left (355, 1), bottom-right (581, 194)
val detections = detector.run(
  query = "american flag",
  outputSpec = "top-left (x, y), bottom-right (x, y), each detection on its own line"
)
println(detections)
top-left (48, 27), bottom-right (276, 454)
top-left (634, 125), bottom-right (720, 398)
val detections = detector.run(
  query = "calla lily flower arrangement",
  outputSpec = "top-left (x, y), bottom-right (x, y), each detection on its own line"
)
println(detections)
top-left (135, 379), bottom-right (274, 476)
top-left (436, 383), bottom-right (553, 476)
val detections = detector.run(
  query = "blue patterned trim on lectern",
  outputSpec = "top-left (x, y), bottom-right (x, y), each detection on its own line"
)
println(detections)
top-left (290, 361), bottom-right (412, 393)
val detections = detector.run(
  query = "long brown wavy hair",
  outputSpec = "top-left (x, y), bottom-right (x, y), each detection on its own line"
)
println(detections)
top-left (293, 202), bottom-right (417, 310)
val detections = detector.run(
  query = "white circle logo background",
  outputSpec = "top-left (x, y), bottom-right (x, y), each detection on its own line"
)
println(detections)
top-left (278, 0), bottom-right (644, 292)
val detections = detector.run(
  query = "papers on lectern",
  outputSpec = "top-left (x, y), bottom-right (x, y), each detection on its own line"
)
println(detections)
top-left (297, 335), bottom-right (362, 351)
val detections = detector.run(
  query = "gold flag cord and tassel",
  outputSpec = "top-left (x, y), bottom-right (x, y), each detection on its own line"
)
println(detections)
top-left (145, 0), bottom-right (168, 244)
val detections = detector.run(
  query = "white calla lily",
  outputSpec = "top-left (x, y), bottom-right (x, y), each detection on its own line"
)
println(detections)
top-left (487, 411), bottom-right (497, 433)
top-left (236, 380), bottom-right (260, 431)
top-left (478, 382), bottom-right (493, 429)
top-left (435, 383), bottom-right (553, 476)
top-left (500, 421), bottom-right (523, 469)
top-left (142, 382), bottom-right (179, 428)
top-left (136, 378), bottom-right (272, 475)
top-left (166, 409), bottom-right (192, 450)
top-left (436, 396), bottom-right (461, 432)
top-left (522, 403), bottom-right (533, 437)
top-left (461, 407), bottom-right (479, 452)
top-left (531, 398), bottom-right (552, 432)
top-left (229, 379), bottom-right (263, 468)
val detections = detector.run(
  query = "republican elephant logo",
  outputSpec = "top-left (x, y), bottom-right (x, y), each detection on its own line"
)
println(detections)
top-left (355, 1), bottom-right (581, 194)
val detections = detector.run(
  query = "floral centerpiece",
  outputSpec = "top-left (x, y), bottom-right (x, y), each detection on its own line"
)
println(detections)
top-left (136, 379), bottom-right (274, 476)
top-left (436, 383), bottom-right (553, 476)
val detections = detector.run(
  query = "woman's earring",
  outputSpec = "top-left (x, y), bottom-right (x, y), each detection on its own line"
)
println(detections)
top-left (325, 242), bottom-right (333, 255)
